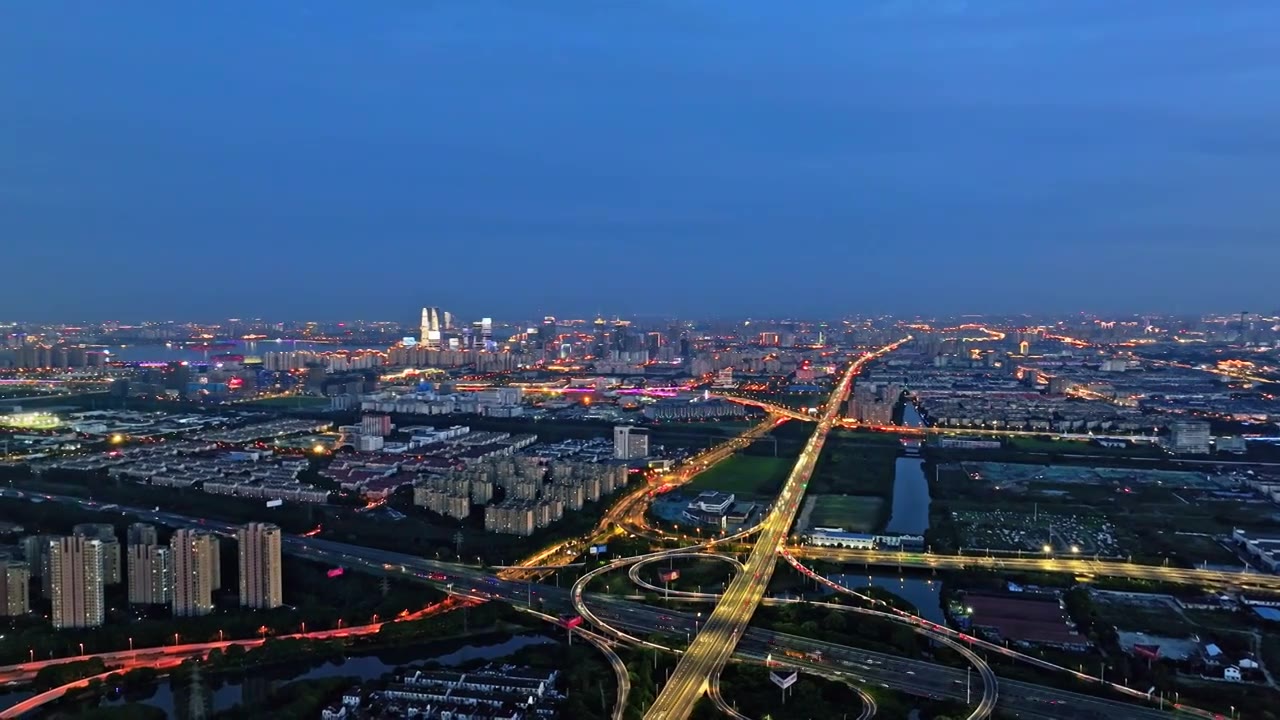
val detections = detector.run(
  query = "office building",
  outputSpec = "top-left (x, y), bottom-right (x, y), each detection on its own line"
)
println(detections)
top-left (73, 523), bottom-right (122, 585)
top-left (613, 425), bottom-right (650, 460)
top-left (171, 529), bottom-right (218, 616)
top-left (237, 523), bottom-right (283, 610)
top-left (0, 561), bottom-right (30, 617)
top-left (1169, 421), bottom-right (1212, 455)
top-left (419, 307), bottom-right (451, 350)
top-left (49, 536), bottom-right (104, 629)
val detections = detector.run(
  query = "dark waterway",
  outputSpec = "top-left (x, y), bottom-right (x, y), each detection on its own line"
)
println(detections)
top-left (885, 404), bottom-right (931, 535)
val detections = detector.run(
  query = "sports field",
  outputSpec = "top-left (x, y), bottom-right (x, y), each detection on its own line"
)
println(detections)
top-left (805, 494), bottom-right (885, 533)
top-left (685, 454), bottom-right (792, 498)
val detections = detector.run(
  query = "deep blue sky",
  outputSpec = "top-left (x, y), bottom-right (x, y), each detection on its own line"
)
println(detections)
top-left (3, 1), bottom-right (1279, 322)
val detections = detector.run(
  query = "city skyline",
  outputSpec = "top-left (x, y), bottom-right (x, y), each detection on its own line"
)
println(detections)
top-left (5, 1), bottom-right (1280, 319)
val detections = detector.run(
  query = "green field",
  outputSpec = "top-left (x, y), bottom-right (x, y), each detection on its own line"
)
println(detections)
top-left (806, 494), bottom-right (885, 533)
top-left (685, 455), bottom-right (792, 498)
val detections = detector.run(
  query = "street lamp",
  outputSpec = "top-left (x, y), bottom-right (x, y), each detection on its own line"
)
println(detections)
top-left (128, 637), bottom-right (134, 652)
top-left (1070, 545), bottom-right (1080, 554)
top-left (1042, 544), bottom-right (1052, 556)
top-left (78, 643), bottom-right (84, 657)
top-left (173, 633), bottom-right (180, 646)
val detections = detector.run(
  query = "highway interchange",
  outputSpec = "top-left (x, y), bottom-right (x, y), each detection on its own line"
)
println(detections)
top-left (643, 339), bottom-right (909, 719)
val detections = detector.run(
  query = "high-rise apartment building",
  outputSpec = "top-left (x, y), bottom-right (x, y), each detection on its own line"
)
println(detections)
top-left (171, 529), bottom-right (218, 617)
top-left (237, 523), bottom-right (282, 610)
top-left (127, 523), bottom-right (159, 547)
top-left (49, 536), bottom-right (104, 629)
top-left (73, 523), bottom-right (121, 585)
top-left (0, 561), bottom-right (30, 617)
top-left (127, 524), bottom-right (171, 606)
top-left (20, 534), bottom-right (55, 597)
top-left (127, 545), bottom-right (172, 606)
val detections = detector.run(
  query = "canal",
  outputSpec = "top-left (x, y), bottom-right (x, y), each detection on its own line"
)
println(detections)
top-left (884, 403), bottom-right (931, 535)
top-left (825, 573), bottom-right (945, 625)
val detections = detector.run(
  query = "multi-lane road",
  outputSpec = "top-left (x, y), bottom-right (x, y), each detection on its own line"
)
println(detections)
top-left (790, 545), bottom-right (1280, 593)
top-left (644, 338), bottom-right (909, 719)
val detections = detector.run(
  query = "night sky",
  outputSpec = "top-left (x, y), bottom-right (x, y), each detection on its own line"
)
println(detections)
top-left (3, 1), bottom-right (1278, 322)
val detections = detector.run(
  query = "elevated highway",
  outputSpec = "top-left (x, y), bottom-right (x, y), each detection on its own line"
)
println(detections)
top-left (789, 545), bottom-right (1280, 593)
top-left (645, 339), bottom-right (910, 719)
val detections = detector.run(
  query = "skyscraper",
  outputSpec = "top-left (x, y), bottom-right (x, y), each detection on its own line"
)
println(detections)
top-left (237, 523), bottom-right (282, 610)
top-left (171, 529), bottom-right (218, 617)
top-left (419, 307), bottom-right (450, 350)
top-left (0, 561), bottom-right (30, 617)
top-left (49, 536), bottom-right (104, 629)
top-left (73, 523), bottom-right (121, 585)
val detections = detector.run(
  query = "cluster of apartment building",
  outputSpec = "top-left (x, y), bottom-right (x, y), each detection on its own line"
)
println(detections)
top-left (846, 381), bottom-right (902, 424)
top-left (323, 429), bottom-right (539, 500)
top-left (199, 419), bottom-right (333, 443)
top-left (641, 398), bottom-right (747, 421)
top-left (385, 348), bottom-right (525, 372)
top-left (376, 664), bottom-right (562, 719)
top-left (915, 389), bottom-right (1148, 433)
top-left (413, 456), bottom-right (628, 535)
top-left (104, 449), bottom-right (331, 504)
top-left (351, 386), bottom-right (525, 419)
top-left (1, 522), bottom-right (282, 629)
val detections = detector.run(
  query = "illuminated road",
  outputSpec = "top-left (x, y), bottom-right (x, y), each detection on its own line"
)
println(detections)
top-left (625, 553), bottom-right (995, 719)
top-left (516, 607), bottom-right (630, 720)
top-left (788, 546), bottom-right (1280, 593)
top-left (499, 414), bottom-right (785, 580)
top-left (0, 486), bottom-right (1208, 720)
top-left (0, 482), bottom-right (1229, 718)
top-left (716, 393), bottom-right (1165, 443)
top-left (644, 338), bottom-right (910, 720)
top-left (0, 596), bottom-right (470, 685)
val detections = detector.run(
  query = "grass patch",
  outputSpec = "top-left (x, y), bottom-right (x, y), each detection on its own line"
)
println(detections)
top-left (685, 454), bottom-right (792, 499)
top-left (807, 494), bottom-right (885, 533)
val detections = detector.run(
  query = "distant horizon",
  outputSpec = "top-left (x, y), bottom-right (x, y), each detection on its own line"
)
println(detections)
top-left (2, 308), bottom-right (1273, 328)
top-left (4, 1), bottom-right (1280, 317)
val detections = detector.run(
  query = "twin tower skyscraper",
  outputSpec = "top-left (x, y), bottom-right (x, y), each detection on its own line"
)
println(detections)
top-left (419, 307), bottom-right (491, 350)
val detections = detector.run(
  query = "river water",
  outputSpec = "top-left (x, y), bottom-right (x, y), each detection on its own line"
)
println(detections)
top-left (825, 573), bottom-right (945, 625)
top-left (885, 404), bottom-right (931, 535)
top-left (820, 403), bottom-right (942, 620)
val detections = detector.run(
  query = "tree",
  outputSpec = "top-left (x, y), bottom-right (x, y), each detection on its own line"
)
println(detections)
top-left (821, 611), bottom-right (847, 632)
